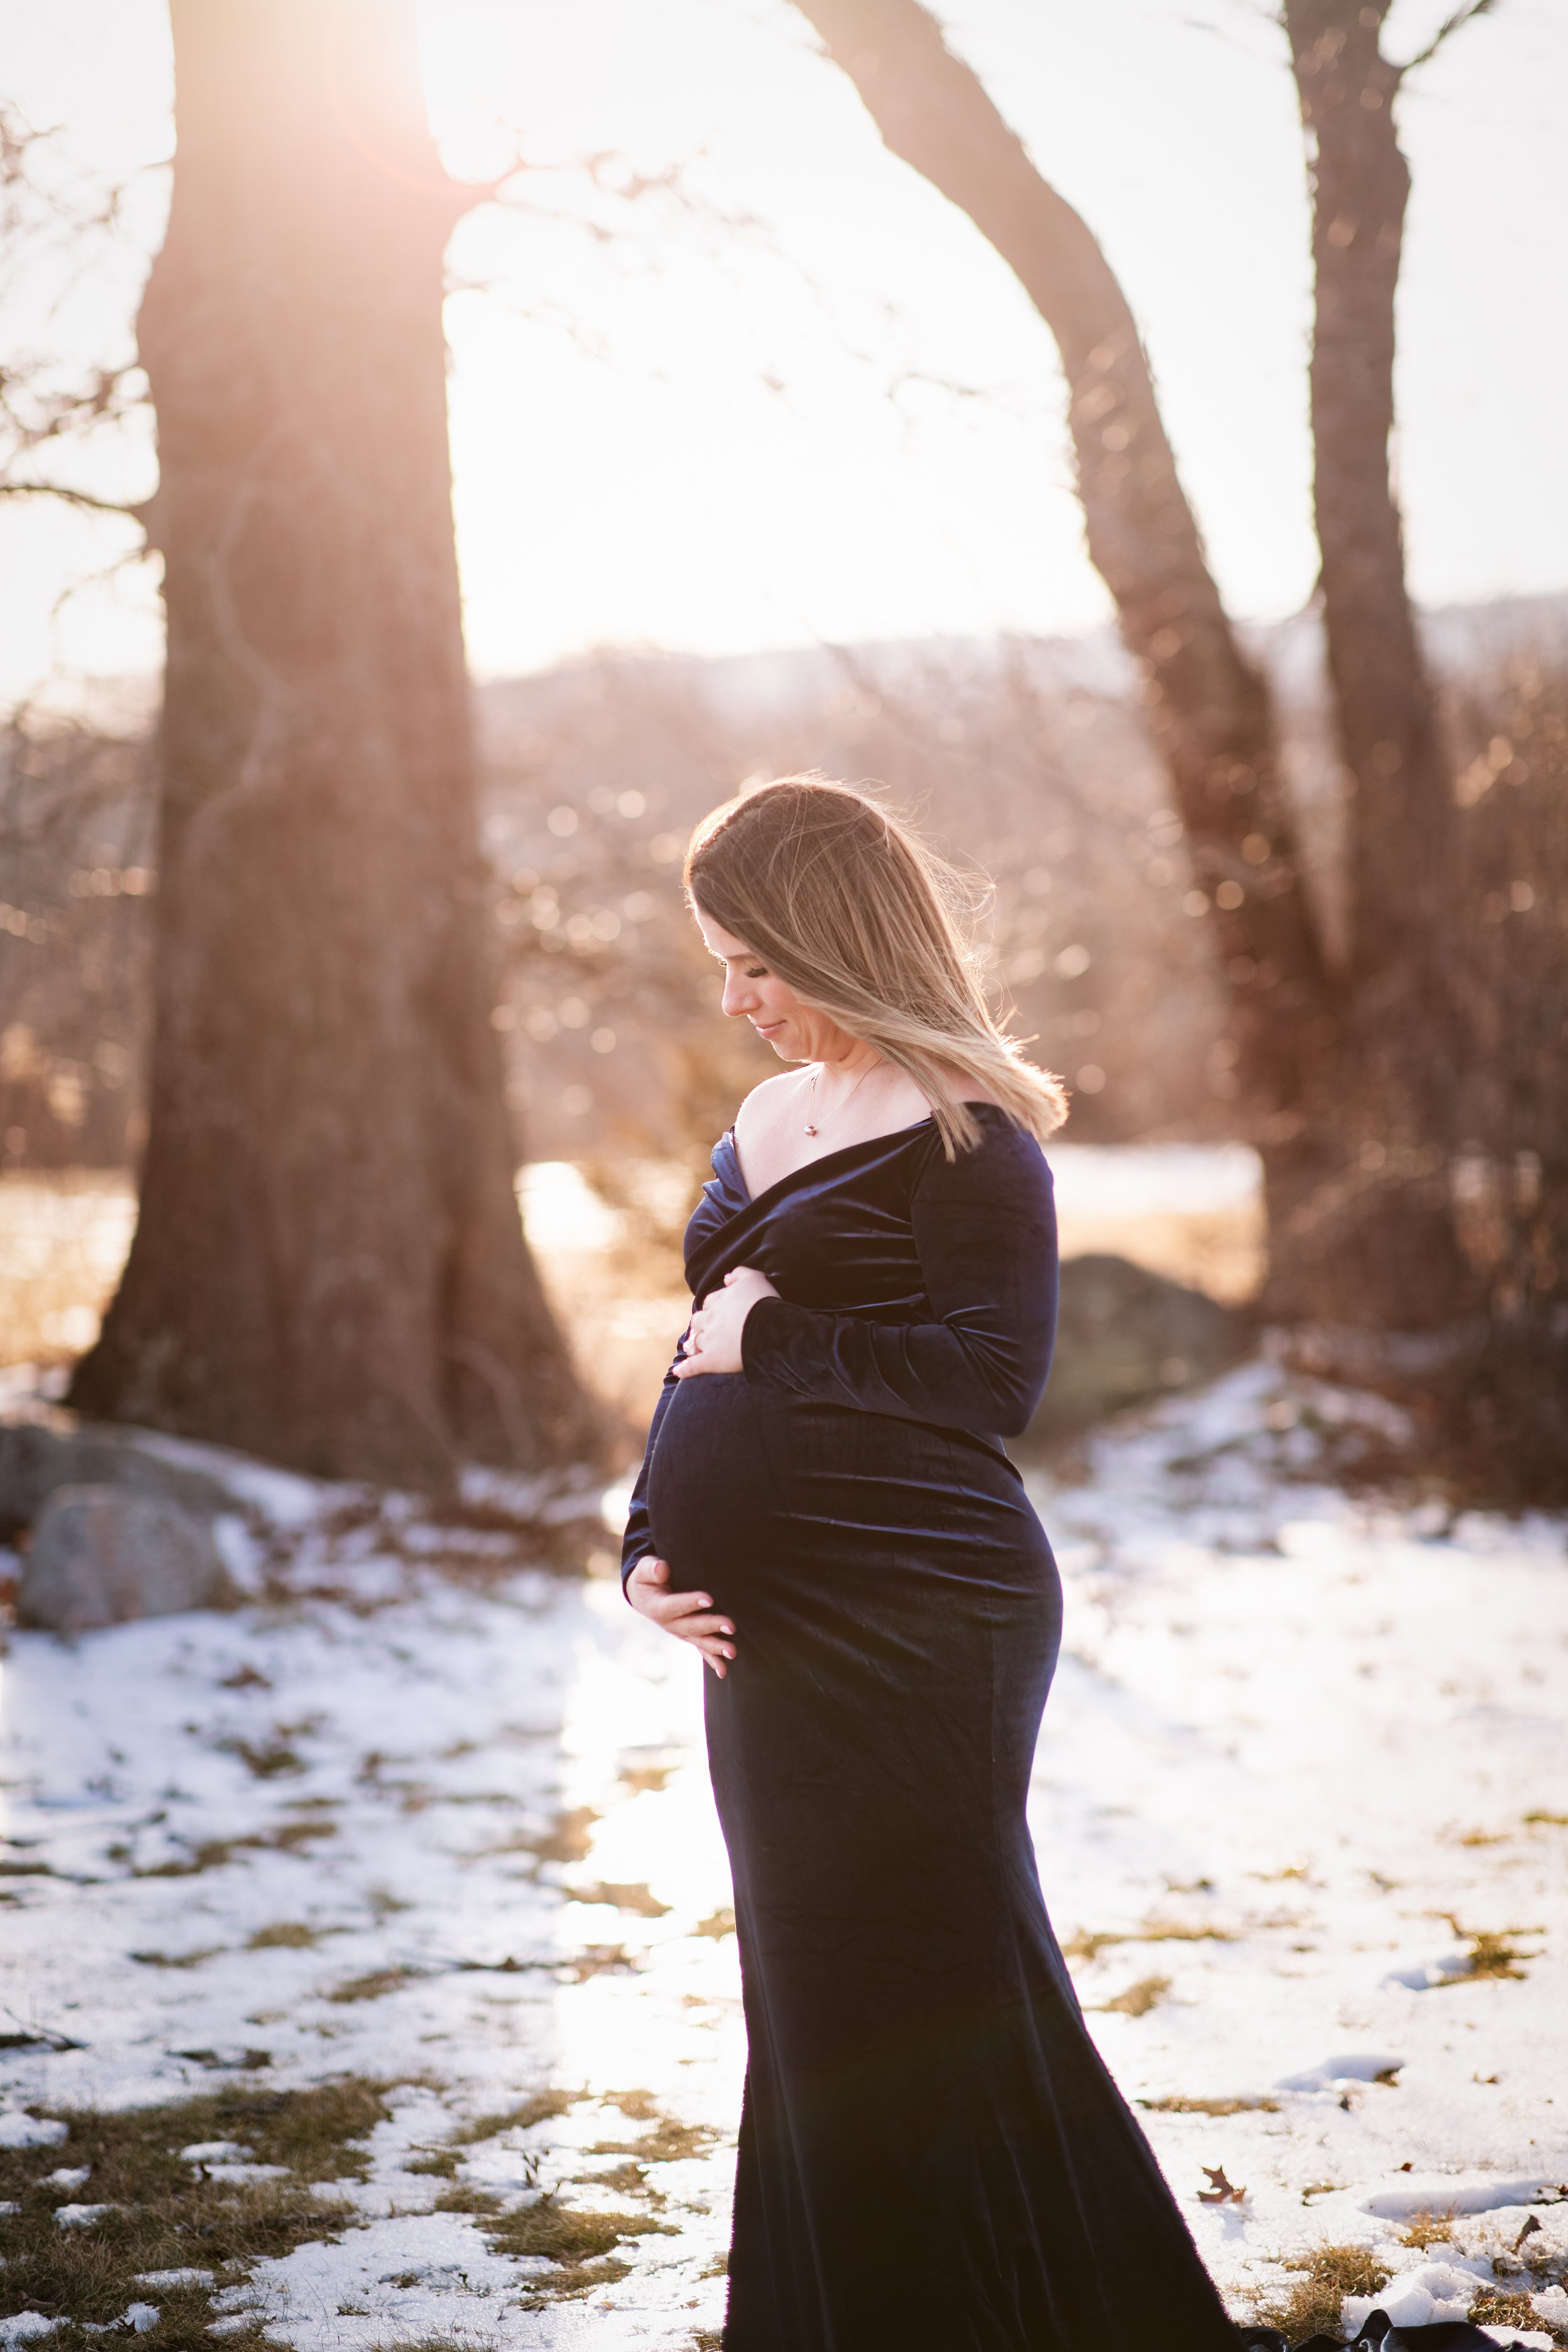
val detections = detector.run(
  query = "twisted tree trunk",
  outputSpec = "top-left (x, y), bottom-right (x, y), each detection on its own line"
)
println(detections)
top-left (70, 0), bottom-right (601, 1483)
top-left (790, 0), bottom-right (1332, 1128)
top-left (788, 0), bottom-right (1493, 1341)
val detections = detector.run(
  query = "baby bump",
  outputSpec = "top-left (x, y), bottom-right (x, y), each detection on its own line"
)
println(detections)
top-left (645, 1374), bottom-right (783, 1591)
top-left (646, 1375), bottom-right (1051, 1604)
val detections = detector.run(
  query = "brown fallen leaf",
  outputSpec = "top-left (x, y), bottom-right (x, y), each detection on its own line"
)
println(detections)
top-left (1513, 2215), bottom-right (1542, 2255)
top-left (1198, 2165), bottom-right (1246, 2205)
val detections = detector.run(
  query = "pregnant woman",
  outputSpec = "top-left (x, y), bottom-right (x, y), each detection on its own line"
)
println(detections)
top-left (622, 777), bottom-right (1237, 2352)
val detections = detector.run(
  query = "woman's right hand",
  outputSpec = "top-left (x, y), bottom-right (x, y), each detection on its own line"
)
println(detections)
top-left (625, 1556), bottom-right (738, 1678)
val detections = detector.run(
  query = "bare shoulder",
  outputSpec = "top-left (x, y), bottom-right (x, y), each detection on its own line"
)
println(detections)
top-left (733, 1066), bottom-right (811, 1140)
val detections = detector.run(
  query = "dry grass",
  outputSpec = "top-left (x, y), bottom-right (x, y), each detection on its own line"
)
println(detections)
top-left (567, 1880), bottom-right (671, 1917)
top-left (1470, 2291), bottom-right (1540, 2333)
top-left (471, 1804), bottom-right (601, 1866)
top-left (132, 1816), bottom-right (337, 1878)
top-left (1138, 2095), bottom-right (1280, 2117)
top-left (247, 1921), bottom-right (322, 1950)
top-left (1063, 1918), bottom-right (1237, 1966)
top-left (1432, 1921), bottom-right (1540, 1985)
top-left (1140, 1919), bottom-right (1239, 1944)
top-left (586, 2091), bottom-right (720, 2167)
top-left (432, 2184), bottom-right (504, 2216)
top-left (1051, 1202), bottom-right (1264, 1306)
top-left (450, 2089), bottom-right (580, 2144)
top-left (482, 2191), bottom-right (674, 2304)
top-left (0, 1172), bottom-right (134, 1367)
top-left (1098, 1974), bottom-right (1170, 2017)
top-left (326, 1966), bottom-right (423, 2005)
top-left (1253, 2243), bottom-right (1391, 2341)
top-left (1399, 2208), bottom-right (1459, 2248)
top-left (0, 2079), bottom-right (393, 2343)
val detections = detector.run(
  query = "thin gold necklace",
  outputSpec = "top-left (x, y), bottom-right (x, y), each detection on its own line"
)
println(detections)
top-left (803, 1059), bottom-right (877, 1137)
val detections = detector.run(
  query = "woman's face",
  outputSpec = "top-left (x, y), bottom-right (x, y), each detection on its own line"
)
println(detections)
top-left (693, 906), bottom-right (859, 1064)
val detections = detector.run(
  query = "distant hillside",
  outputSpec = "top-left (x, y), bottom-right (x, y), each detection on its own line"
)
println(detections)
top-left (473, 592), bottom-right (1568, 1164)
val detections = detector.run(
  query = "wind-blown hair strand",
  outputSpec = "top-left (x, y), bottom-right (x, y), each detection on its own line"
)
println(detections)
top-left (685, 775), bottom-right (1067, 1157)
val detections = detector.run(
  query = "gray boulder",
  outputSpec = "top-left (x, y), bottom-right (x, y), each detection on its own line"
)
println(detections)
top-left (1019, 1253), bottom-right (1251, 1451)
top-left (19, 1485), bottom-right (238, 1632)
top-left (0, 1412), bottom-right (235, 1541)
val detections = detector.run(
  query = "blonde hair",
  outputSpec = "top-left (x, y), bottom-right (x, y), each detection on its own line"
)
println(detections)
top-left (686, 775), bottom-right (1067, 1158)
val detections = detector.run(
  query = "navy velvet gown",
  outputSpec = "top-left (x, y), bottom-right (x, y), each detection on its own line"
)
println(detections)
top-left (622, 1107), bottom-right (1236, 2352)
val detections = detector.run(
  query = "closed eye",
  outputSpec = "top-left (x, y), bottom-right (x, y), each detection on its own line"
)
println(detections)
top-left (744, 965), bottom-right (768, 980)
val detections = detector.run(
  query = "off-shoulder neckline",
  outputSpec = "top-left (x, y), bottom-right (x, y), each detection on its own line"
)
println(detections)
top-left (720, 1102), bottom-right (1010, 1214)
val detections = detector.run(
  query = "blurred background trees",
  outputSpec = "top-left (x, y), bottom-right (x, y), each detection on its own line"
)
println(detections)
top-left (1, 0), bottom-right (1563, 1499)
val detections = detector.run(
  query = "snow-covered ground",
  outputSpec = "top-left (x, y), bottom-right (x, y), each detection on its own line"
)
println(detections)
top-left (3, 1358), bottom-right (1567, 2348)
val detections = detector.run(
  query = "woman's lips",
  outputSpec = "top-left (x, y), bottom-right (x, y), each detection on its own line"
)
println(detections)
top-left (753, 1019), bottom-right (785, 1037)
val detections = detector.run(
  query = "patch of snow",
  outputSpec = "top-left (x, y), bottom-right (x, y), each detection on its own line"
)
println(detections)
top-left (43, 2165), bottom-right (90, 2188)
top-left (1383, 1954), bottom-right (1476, 1990)
top-left (122, 2306), bottom-right (160, 2334)
top-left (0, 2113), bottom-right (68, 2148)
top-left (55, 2203), bottom-right (112, 2228)
top-left (1276, 2053), bottom-right (1405, 2093)
top-left (1345, 2263), bottom-right (1503, 2338)
top-left (178, 2139), bottom-right (252, 2161)
top-left (0, 2319), bottom-right (64, 2346)
top-left (1361, 2177), bottom-right (1567, 2219)
top-left (3, 1352), bottom-right (1565, 2343)
top-left (135, 2270), bottom-right (216, 2290)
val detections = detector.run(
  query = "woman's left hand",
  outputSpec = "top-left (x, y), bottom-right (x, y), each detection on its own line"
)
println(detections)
top-left (672, 1266), bottom-right (779, 1379)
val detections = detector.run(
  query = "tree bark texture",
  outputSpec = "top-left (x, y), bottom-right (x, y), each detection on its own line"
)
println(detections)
top-left (788, 0), bottom-right (1333, 1123)
top-left (1285, 0), bottom-right (1452, 985)
top-left (790, 0), bottom-right (1507, 1340)
top-left (1263, 0), bottom-right (1480, 1325)
top-left (70, 0), bottom-right (601, 1484)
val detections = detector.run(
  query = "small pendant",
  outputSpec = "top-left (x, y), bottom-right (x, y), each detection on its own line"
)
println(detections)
top-left (803, 1123), bottom-right (818, 1136)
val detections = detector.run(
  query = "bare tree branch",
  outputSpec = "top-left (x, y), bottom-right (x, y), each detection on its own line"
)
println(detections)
top-left (0, 482), bottom-right (140, 519)
top-left (1398, 0), bottom-right (1499, 74)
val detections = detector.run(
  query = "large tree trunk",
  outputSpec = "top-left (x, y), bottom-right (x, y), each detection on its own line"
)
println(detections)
top-left (1278, 0), bottom-right (1567, 1484)
top-left (70, 0), bottom-right (601, 1484)
top-left (1286, 1), bottom-right (1451, 973)
top-left (1268, 0), bottom-right (1475, 1327)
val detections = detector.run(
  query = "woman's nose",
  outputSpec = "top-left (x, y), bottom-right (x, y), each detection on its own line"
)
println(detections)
top-left (721, 972), bottom-right (756, 1019)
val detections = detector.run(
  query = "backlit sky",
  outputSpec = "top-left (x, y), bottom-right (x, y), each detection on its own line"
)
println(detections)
top-left (1, 0), bottom-right (1565, 716)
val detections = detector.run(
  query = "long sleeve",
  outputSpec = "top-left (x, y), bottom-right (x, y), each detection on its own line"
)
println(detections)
top-left (739, 1121), bottom-right (1057, 1439)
